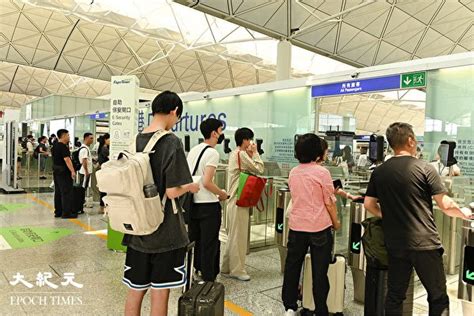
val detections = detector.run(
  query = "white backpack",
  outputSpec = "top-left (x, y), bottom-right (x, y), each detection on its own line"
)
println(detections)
top-left (96, 130), bottom-right (174, 236)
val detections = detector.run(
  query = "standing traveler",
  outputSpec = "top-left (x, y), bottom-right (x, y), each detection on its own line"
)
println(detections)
top-left (122, 91), bottom-right (199, 316)
top-left (357, 147), bottom-right (369, 169)
top-left (34, 136), bottom-right (49, 179)
top-left (78, 133), bottom-right (94, 214)
top-left (364, 122), bottom-right (472, 316)
top-left (17, 137), bottom-right (24, 180)
top-left (26, 135), bottom-right (35, 170)
top-left (52, 129), bottom-right (77, 219)
top-left (429, 144), bottom-right (461, 176)
top-left (221, 127), bottom-right (264, 281)
top-left (49, 134), bottom-right (58, 147)
top-left (282, 134), bottom-right (341, 316)
top-left (187, 118), bottom-right (228, 282)
top-left (97, 133), bottom-right (110, 213)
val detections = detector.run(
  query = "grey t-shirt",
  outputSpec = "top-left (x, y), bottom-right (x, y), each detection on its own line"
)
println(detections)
top-left (122, 132), bottom-right (192, 253)
top-left (366, 156), bottom-right (447, 251)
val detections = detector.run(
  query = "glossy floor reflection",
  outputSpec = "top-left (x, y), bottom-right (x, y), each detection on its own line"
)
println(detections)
top-left (0, 190), bottom-right (470, 315)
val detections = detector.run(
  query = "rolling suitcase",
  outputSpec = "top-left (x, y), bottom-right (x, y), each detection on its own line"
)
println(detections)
top-left (72, 183), bottom-right (85, 214)
top-left (302, 233), bottom-right (346, 315)
top-left (179, 242), bottom-right (225, 316)
top-left (178, 281), bottom-right (225, 316)
top-left (364, 265), bottom-right (387, 316)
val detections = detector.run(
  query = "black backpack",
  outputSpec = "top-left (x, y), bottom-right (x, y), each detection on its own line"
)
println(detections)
top-left (33, 145), bottom-right (40, 159)
top-left (361, 217), bottom-right (389, 269)
top-left (71, 147), bottom-right (87, 171)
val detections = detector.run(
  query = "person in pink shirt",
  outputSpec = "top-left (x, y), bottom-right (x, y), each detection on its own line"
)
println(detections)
top-left (282, 133), bottom-right (341, 316)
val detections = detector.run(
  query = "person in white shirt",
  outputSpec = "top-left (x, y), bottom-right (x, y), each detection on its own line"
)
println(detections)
top-left (429, 149), bottom-right (461, 177)
top-left (357, 147), bottom-right (368, 168)
top-left (26, 135), bottom-right (35, 153)
top-left (78, 133), bottom-right (94, 213)
top-left (186, 118), bottom-right (228, 282)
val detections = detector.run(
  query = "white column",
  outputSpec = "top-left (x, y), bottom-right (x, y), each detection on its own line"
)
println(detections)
top-left (110, 75), bottom-right (139, 159)
top-left (276, 40), bottom-right (291, 81)
top-left (342, 116), bottom-right (352, 131)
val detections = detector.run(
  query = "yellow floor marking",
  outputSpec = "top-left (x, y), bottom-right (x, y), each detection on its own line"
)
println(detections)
top-left (26, 194), bottom-right (107, 240)
top-left (27, 194), bottom-right (252, 314)
top-left (225, 300), bottom-right (253, 315)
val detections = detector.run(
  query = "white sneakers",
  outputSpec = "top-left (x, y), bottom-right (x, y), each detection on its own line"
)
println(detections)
top-left (284, 309), bottom-right (297, 316)
top-left (221, 273), bottom-right (251, 282)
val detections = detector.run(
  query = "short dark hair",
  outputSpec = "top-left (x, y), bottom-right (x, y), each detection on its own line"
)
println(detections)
top-left (27, 135), bottom-right (33, 139)
top-left (235, 128), bottom-right (254, 146)
top-left (151, 91), bottom-right (183, 118)
top-left (386, 122), bottom-right (415, 150)
top-left (57, 129), bottom-right (69, 139)
top-left (39, 136), bottom-right (47, 143)
top-left (320, 138), bottom-right (328, 152)
top-left (83, 132), bottom-right (93, 140)
top-left (295, 133), bottom-right (323, 163)
top-left (200, 118), bottom-right (223, 139)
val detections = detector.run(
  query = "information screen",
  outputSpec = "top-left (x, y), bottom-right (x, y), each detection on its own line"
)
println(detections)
top-left (350, 223), bottom-right (362, 254)
top-left (462, 245), bottom-right (474, 285)
top-left (275, 207), bottom-right (284, 233)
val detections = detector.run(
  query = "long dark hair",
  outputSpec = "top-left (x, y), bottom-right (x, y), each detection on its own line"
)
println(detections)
top-left (98, 133), bottom-right (110, 155)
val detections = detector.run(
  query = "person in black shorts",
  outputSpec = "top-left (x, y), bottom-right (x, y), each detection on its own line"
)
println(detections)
top-left (364, 122), bottom-right (472, 315)
top-left (122, 91), bottom-right (199, 316)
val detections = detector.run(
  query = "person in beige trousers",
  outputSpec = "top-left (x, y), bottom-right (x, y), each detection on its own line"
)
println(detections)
top-left (221, 128), bottom-right (264, 281)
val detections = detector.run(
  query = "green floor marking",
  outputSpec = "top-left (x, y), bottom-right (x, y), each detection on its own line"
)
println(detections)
top-left (0, 203), bottom-right (32, 213)
top-left (0, 227), bottom-right (74, 250)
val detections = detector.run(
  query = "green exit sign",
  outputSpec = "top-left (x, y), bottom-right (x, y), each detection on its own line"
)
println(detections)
top-left (401, 72), bottom-right (426, 88)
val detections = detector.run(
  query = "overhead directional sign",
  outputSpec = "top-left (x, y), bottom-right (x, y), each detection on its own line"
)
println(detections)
top-left (89, 113), bottom-right (107, 120)
top-left (312, 71), bottom-right (427, 98)
top-left (312, 75), bottom-right (400, 98)
top-left (401, 72), bottom-right (426, 88)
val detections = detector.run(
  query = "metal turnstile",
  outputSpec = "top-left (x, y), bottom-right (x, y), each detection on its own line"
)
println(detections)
top-left (348, 198), bottom-right (368, 303)
top-left (458, 216), bottom-right (474, 315)
top-left (434, 208), bottom-right (463, 275)
top-left (275, 187), bottom-right (291, 273)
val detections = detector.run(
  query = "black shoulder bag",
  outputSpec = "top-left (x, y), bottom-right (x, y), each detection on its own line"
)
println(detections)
top-left (181, 146), bottom-right (211, 223)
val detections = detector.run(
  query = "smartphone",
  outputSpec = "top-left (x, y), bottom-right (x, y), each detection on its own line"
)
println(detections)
top-left (333, 179), bottom-right (343, 190)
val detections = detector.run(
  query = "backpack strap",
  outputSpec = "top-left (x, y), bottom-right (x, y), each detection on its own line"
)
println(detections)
top-left (142, 130), bottom-right (171, 153)
top-left (192, 145), bottom-right (211, 176)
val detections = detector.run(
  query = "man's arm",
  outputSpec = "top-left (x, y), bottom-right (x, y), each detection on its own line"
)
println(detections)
top-left (433, 193), bottom-right (471, 219)
top-left (202, 166), bottom-right (227, 200)
top-left (324, 200), bottom-right (341, 230)
top-left (64, 157), bottom-right (75, 179)
top-left (364, 196), bottom-right (382, 218)
top-left (166, 183), bottom-right (199, 199)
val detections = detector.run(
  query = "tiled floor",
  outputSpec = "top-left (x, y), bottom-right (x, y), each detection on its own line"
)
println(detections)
top-left (0, 175), bottom-right (472, 315)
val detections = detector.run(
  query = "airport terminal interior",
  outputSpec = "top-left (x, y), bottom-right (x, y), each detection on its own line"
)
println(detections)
top-left (0, 0), bottom-right (473, 315)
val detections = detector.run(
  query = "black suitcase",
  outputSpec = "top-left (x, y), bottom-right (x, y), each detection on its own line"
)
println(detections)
top-left (72, 184), bottom-right (85, 213)
top-left (178, 281), bottom-right (225, 316)
top-left (364, 265), bottom-right (414, 316)
top-left (364, 265), bottom-right (387, 316)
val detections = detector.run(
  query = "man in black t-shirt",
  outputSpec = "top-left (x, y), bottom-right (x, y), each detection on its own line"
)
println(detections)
top-left (52, 129), bottom-right (77, 219)
top-left (121, 91), bottom-right (199, 316)
top-left (364, 122), bottom-right (472, 315)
